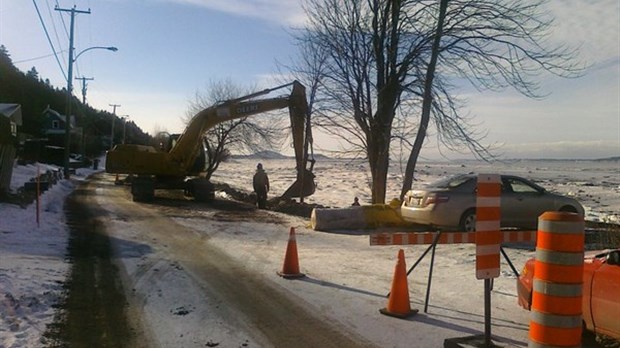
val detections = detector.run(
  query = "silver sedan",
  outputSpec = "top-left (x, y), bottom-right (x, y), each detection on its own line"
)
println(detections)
top-left (400, 174), bottom-right (585, 231)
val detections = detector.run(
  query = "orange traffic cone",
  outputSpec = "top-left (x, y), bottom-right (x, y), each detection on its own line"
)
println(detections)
top-left (380, 249), bottom-right (418, 318)
top-left (277, 227), bottom-right (305, 279)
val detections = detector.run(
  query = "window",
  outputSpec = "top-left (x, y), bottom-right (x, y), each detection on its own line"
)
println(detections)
top-left (506, 178), bottom-right (540, 193)
top-left (431, 175), bottom-right (472, 189)
top-left (52, 120), bottom-right (59, 129)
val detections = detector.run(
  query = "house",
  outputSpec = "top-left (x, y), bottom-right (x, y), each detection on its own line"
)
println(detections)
top-left (18, 106), bottom-right (83, 166)
top-left (42, 105), bottom-right (81, 139)
top-left (41, 106), bottom-right (82, 165)
top-left (0, 104), bottom-right (21, 141)
top-left (41, 105), bottom-right (82, 148)
top-left (0, 104), bottom-right (23, 195)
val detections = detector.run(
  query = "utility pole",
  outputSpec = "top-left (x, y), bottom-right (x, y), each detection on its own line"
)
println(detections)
top-left (76, 76), bottom-right (93, 158)
top-left (75, 76), bottom-right (94, 104)
top-left (56, 5), bottom-right (90, 178)
top-left (109, 104), bottom-right (120, 150)
top-left (121, 115), bottom-right (130, 144)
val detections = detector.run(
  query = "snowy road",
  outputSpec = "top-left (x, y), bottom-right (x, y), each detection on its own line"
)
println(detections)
top-left (3, 160), bottom-right (615, 347)
top-left (88, 173), bottom-right (373, 347)
top-left (79, 171), bottom-right (614, 348)
top-left (87, 171), bottom-right (537, 348)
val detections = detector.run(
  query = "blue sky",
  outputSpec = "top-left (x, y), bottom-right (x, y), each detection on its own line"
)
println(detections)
top-left (1, 0), bottom-right (619, 159)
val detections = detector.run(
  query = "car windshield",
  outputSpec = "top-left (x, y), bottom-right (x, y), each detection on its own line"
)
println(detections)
top-left (427, 175), bottom-right (472, 189)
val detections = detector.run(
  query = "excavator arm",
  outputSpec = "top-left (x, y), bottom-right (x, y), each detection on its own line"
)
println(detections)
top-left (106, 81), bottom-right (315, 201)
top-left (170, 83), bottom-right (302, 173)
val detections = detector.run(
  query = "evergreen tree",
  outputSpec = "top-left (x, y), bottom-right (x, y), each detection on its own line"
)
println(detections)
top-left (26, 67), bottom-right (39, 80)
top-left (0, 45), bottom-right (152, 157)
top-left (0, 45), bottom-right (16, 71)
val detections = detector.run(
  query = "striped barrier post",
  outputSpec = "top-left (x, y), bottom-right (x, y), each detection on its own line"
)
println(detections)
top-left (476, 173), bottom-right (502, 279)
top-left (476, 174), bottom-right (502, 346)
top-left (529, 212), bottom-right (584, 348)
top-left (369, 230), bottom-right (536, 246)
top-left (371, 231), bottom-right (474, 245)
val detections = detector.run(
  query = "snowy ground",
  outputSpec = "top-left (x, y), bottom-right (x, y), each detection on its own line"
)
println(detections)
top-left (0, 163), bottom-right (98, 347)
top-left (212, 157), bottom-right (620, 224)
top-left (0, 156), bottom-right (618, 347)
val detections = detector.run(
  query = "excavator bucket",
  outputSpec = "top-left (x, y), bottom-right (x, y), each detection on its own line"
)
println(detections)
top-left (281, 169), bottom-right (316, 199)
top-left (281, 81), bottom-right (317, 200)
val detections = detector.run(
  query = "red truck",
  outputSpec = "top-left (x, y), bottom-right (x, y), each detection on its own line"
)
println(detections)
top-left (517, 248), bottom-right (620, 340)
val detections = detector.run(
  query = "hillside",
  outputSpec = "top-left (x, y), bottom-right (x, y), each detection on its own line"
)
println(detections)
top-left (0, 45), bottom-right (150, 155)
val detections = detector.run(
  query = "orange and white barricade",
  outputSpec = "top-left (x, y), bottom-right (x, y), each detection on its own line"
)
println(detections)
top-left (529, 212), bottom-right (584, 348)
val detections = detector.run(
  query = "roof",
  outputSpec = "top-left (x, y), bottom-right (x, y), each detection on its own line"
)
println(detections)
top-left (42, 106), bottom-right (75, 127)
top-left (0, 104), bottom-right (22, 125)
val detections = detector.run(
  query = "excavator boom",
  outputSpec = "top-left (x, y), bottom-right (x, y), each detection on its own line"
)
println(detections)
top-left (105, 81), bottom-right (315, 201)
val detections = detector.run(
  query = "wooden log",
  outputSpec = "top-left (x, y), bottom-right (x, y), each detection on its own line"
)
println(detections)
top-left (311, 207), bottom-right (367, 231)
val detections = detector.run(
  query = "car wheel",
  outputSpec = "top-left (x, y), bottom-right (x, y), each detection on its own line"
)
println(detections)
top-left (581, 320), bottom-right (595, 341)
top-left (459, 209), bottom-right (476, 232)
top-left (559, 205), bottom-right (578, 213)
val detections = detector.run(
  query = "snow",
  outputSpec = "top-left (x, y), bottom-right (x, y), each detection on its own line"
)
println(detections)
top-left (1, 163), bottom-right (98, 347)
top-left (1, 157), bottom-right (618, 347)
top-left (212, 157), bottom-right (620, 224)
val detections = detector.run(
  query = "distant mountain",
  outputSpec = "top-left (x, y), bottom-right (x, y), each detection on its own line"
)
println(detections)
top-left (233, 150), bottom-right (288, 159)
top-left (593, 156), bottom-right (619, 162)
top-left (499, 156), bottom-right (620, 162)
top-left (312, 153), bottom-right (331, 160)
top-left (232, 151), bottom-right (331, 160)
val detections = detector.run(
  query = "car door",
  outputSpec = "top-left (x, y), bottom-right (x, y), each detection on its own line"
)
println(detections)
top-left (590, 251), bottom-right (620, 338)
top-left (500, 177), bottom-right (546, 229)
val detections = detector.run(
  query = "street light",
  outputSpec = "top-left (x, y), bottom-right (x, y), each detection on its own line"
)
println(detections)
top-left (63, 45), bottom-right (118, 177)
top-left (74, 46), bottom-right (118, 61)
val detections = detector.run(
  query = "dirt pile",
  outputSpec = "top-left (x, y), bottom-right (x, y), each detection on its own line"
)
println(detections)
top-left (213, 182), bottom-right (325, 218)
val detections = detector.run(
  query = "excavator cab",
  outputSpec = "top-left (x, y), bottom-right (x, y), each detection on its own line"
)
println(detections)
top-left (154, 132), bottom-right (179, 153)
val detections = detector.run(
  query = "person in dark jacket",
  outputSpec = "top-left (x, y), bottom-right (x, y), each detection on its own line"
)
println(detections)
top-left (253, 163), bottom-right (270, 209)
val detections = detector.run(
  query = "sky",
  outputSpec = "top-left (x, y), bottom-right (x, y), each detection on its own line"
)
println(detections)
top-left (0, 0), bottom-right (619, 160)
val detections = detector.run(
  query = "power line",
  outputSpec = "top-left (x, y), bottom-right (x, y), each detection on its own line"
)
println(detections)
top-left (52, 0), bottom-right (70, 40)
top-left (31, 0), bottom-right (66, 79)
top-left (55, 0), bottom-right (85, 78)
top-left (13, 50), bottom-right (67, 64)
top-left (52, 0), bottom-right (85, 81)
top-left (45, 0), bottom-right (67, 68)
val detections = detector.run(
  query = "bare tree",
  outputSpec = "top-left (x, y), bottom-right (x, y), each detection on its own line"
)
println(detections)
top-left (300, 0), bottom-right (426, 203)
top-left (399, 0), bottom-right (582, 199)
top-left (276, 32), bottom-right (332, 163)
top-left (185, 79), bottom-right (286, 180)
top-left (298, 0), bottom-right (581, 203)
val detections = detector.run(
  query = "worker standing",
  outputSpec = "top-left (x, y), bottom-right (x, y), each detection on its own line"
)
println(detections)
top-left (253, 163), bottom-right (270, 209)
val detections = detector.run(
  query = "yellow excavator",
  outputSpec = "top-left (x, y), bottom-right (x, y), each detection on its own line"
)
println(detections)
top-left (105, 81), bottom-right (316, 202)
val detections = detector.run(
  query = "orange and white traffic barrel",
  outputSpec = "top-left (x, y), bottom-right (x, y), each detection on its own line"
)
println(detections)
top-left (529, 211), bottom-right (584, 348)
